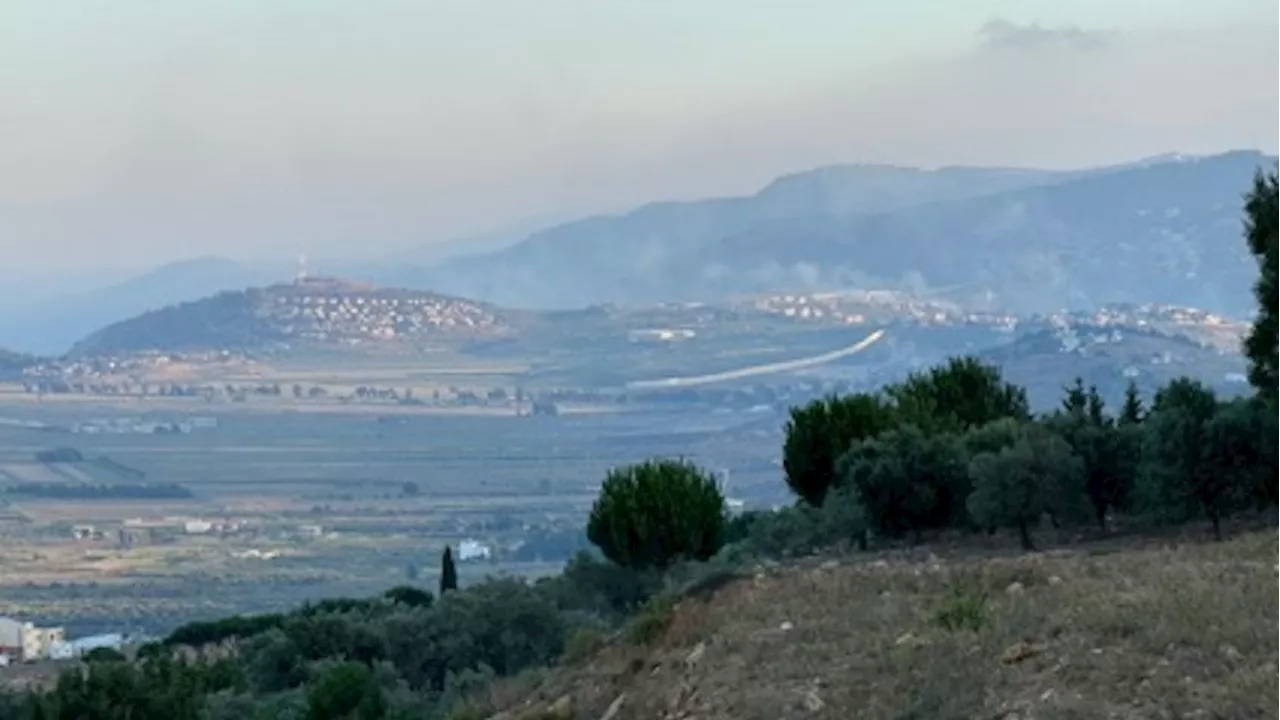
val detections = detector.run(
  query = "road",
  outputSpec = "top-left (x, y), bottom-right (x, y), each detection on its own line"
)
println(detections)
top-left (626, 328), bottom-right (887, 390)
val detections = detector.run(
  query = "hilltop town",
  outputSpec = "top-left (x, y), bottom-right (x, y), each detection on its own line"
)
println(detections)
top-left (67, 276), bottom-right (508, 358)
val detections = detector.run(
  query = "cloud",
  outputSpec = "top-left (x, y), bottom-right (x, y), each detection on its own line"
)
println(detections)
top-left (977, 18), bottom-right (1113, 52)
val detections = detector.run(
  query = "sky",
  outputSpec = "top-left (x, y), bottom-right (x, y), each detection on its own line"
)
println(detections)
top-left (2, 0), bottom-right (1276, 273)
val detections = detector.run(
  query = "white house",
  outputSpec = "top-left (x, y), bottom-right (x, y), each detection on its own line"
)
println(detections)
top-left (457, 539), bottom-right (492, 562)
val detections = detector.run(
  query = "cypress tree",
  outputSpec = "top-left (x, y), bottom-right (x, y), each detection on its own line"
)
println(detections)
top-left (439, 545), bottom-right (458, 594)
top-left (1243, 169), bottom-right (1278, 402)
top-left (1119, 380), bottom-right (1145, 425)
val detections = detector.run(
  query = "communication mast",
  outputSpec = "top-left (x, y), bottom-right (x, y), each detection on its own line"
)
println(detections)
top-left (296, 241), bottom-right (309, 284)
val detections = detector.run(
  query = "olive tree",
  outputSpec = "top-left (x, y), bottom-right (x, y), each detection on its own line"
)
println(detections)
top-left (967, 425), bottom-right (1086, 550)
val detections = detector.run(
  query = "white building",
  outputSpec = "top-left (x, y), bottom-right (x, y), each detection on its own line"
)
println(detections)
top-left (0, 616), bottom-right (65, 661)
top-left (184, 520), bottom-right (213, 534)
top-left (457, 539), bottom-right (492, 562)
top-left (47, 633), bottom-right (125, 660)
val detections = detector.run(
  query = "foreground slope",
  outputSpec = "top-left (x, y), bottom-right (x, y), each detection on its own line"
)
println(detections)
top-left (486, 530), bottom-right (1276, 720)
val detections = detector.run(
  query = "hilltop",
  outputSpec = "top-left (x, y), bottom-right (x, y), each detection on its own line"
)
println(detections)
top-left (415, 150), bottom-right (1276, 314)
top-left (68, 277), bottom-right (508, 357)
top-left (0, 349), bottom-right (39, 380)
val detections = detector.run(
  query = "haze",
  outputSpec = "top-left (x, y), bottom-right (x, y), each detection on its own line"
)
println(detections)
top-left (2, 0), bottom-right (1276, 274)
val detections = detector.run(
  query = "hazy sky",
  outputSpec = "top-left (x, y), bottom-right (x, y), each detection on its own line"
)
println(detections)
top-left (2, 1), bottom-right (1276, 272)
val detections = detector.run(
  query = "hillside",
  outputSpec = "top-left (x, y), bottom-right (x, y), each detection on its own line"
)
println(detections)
top-left (417, 151), bottom-right (1276, 315)
top-left (478, 530), bottom-right (1276, 720)
top-left (411, 163), bottom-right (1073, 308)
top-left (0, 258), bottom-right (270, 355)
top-left (0, 349), bottom-right (37, 379)
top-left (68, 277), bottom-right (508, 356)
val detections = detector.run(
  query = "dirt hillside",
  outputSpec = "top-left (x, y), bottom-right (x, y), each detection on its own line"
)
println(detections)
top-left (478, 529), bottom-right (1277, 720)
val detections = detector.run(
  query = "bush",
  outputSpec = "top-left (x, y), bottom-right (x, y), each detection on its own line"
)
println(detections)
top-left (305, 661), bottom-right (386, 720)
top-left (383, 585), bottom-right (433, 608)
top-left (83, 647), bottom-right (127, 664)
top-left (732, 487), bottom-right (869, 559)
top-left (627, 593), bottom-right (676, 646)
top-left (546, 551), bottom-right (662, 616)
top-left (932, 583), bottom-right (988, 633)
top-left (586, 459), bottom-right (726, 570)
top-left (562, 626), bottom-right (606, 664)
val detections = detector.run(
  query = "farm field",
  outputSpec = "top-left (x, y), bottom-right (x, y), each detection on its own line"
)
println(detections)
top-left (0, 400), bottom-right (785, 638)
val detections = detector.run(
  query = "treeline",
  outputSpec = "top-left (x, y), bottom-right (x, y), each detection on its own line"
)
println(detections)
top-left (1, 563), bottom-right (628, 719)
top-left (3, 483), bottom-right (193, 500)
top-left (769, 362), bottom-right (1274, 550)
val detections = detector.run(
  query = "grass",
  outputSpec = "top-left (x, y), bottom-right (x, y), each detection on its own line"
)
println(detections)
top-left (479, 528), bottom-right (1278, 720)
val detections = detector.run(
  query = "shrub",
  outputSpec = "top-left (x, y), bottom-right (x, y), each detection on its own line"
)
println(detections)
top-left (563, 626), bottom-right (606, 664)
top-left (586, 459), bottom-right (726, 570)
top-left (932, 583), bottom-right (988, 633)
top-left (548, 551), bottom-right (662, 616)
top-left (83, 647), bottom-right (126, 664)
top-left (384, 585), bottom-right (434, 608)
top-left (305, 661), bottom-right (386, 720)
top-left (627, 593), bottom-right (676, 646)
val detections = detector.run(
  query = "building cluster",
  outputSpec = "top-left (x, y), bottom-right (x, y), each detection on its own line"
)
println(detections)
top-left (23, 351), bottom-right (240, 384)
top-left (264, 281), bottom-right (503, 344)
top-left (70, 416), bottom-right (218, 435)
top-left (0, 616), bottom-right (125, 665)
top-left (749, 290), bottom-right (1018, 329)
top-left (1036, 304), bottom-right (1246, 352)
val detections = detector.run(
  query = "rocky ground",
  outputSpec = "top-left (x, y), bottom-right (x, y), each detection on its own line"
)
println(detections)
top-left (473, 525), bottom-right (1277, 720)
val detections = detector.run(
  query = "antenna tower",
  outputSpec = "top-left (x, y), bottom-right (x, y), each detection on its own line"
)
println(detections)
top-left (296, 242), bottom-right (309, 284)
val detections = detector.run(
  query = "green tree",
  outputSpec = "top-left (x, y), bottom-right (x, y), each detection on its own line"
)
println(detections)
top-left (1243, 169), bottom-right (1278, 401)
top-left (1045, 384), bottom-right (1131, 531)
top-left (967, 426), bottom-right (1086, 550)
top-left (383, 585), bottom-right (433, 608)
top-left (305, 661), bottom-right (386, 720)
top-left (1119, 380), bottom-right (1145, 425)
top-left (886, 355), bottom-right (1030, 432)
top-left (1137, 378), bottom-right (1230, 538)
top-left (586, 459), bottom-right (726, 570)
top-left (782, 393), bottom-right (897, 505)
top-left (439, 546), bottom-right (458, 595)
top-left (839, 425), bottom-right (970, 538)
top-left (1061, 377), bottom-right (1089, 416)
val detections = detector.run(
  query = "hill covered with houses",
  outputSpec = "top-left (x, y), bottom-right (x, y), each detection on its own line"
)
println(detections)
top-left (68, 277), bottom-right (510, 357)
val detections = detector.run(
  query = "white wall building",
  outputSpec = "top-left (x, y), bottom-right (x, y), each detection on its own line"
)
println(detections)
top-left (457, 539), bottom-right (492, 562)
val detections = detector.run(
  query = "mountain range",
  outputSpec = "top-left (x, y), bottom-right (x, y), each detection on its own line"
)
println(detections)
top-left (414, 150), bottom-right (1274, 313)
top-left (2, 150), bottom-right (1272, 355)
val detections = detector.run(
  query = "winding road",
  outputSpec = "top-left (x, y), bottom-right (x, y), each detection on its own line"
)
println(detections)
top-left (626, 328), bottom-right (887, 390)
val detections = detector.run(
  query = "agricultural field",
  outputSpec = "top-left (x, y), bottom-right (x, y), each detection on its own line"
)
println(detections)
top-left (0, 399), bottom-right (785, 639)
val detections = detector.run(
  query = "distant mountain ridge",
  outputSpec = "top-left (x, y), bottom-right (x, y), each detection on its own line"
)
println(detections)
top-left (0, 257), bottom-right (271, 355)
top-left (413, 150), bottom-right (1276, 315)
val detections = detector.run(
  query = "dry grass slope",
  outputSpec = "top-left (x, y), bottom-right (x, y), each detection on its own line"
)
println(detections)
top-left (476, 530), bottom-right (1277, 720)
